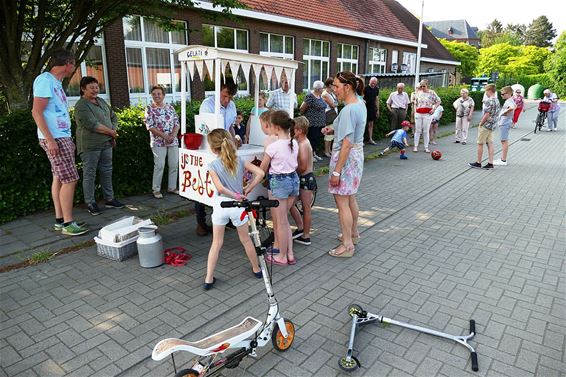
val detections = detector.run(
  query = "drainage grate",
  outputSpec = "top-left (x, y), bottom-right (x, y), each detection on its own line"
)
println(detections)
top-left (520, 138), bottom-right (531, 141)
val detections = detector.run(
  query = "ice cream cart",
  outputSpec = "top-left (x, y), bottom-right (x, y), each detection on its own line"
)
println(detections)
top-left (177, 45), bottom-right (299, 206)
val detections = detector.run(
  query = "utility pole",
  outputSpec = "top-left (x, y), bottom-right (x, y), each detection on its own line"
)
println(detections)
top-left (415, 0), bottom-right (424, 86)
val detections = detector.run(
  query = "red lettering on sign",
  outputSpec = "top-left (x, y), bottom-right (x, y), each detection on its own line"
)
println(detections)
top-left (181, 170), bottom-right (192, 192)
top-left (182, 168), bottom-right (215, 198)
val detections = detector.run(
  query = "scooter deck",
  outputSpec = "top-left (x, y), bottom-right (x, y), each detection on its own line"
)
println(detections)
top-left (152, 316), bottom-right (262, 359)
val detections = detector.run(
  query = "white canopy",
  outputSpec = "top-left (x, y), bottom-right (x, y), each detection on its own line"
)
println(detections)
top-left (177, 45), bottom-right (300, 135)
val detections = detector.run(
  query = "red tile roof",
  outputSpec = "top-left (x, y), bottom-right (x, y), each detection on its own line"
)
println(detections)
top-left (239, 0), bottom-right (417, 42)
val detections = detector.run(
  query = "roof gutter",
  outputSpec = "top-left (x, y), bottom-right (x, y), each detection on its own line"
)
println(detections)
top-left (195, 2), bottom-right (427, 48)
top-left (421, 57), bottom-right (460, 66)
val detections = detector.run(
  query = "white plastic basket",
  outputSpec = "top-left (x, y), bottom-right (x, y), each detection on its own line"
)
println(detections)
top-left (98, 216), bottom-right (153, 243)
top-left (94, 236), bottom-right (138, 261)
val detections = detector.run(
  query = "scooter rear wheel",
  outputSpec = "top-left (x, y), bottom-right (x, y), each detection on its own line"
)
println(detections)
top-left (174, 369), bottom-right (199, 377)
top-left (338, 356), bottom-right (360, 372)
top-left (272, 319), bottom-right (295, 351)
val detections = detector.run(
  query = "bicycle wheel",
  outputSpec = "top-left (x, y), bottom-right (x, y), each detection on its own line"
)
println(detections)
top-left (534, 113), bottom-right (543, 133)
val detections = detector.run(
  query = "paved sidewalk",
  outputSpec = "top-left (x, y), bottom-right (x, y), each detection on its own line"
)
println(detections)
top-left (1, 103), bottom-right (565, 377)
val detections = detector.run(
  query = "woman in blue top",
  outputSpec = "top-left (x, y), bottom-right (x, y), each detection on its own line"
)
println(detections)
top-left (322, 71), bottom-right (367, 258)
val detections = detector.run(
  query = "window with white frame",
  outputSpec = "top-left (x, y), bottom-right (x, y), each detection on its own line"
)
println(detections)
top-left (202, 24), bottom-right (249, 92)
top-left (259, 33), bottom-right (294, 90)
top-left (368, 47), bottom-right (386, 74)
top-left (337, 43), bottom-right (358, 74)
top-left (202, 24), bottom-right (248, 51)
top-left (402, 52), bottom-right (417, 74)
top-left (123, 16), bottom-right (187, 101)
top-left (303, 38), bottom-right (329, 91)
top-left (67, 41), bottom-right (108, 100)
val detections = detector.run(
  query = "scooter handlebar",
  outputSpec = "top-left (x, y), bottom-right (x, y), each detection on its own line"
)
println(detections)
top-left (220, 199), bottom-right (279, 209)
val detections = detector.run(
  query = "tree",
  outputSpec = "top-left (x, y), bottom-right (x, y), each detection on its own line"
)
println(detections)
top-left (439, 39), bottom-right (479, 78)
top-left (0, 0), bottom-right (243, 111)
top-left (478, 19), bottom-right (504, 47)
top-left (476, 43), bottom-right (521, 76)
top-left (545, 31), bottom-right (566, 97)
top-left (507, 46), bottom-right (551, 75)
top-left (476, 43), bottom-right (550, 77)
top-left (524, 16), bottom-right (557, 47)
top-left (478, 20), bottom-right (528, 47)
top-left (505, 23), bottom-right (527, 45)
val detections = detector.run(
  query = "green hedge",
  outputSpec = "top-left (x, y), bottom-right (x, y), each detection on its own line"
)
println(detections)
top-left (0, 90), bottom-right (473, 223)
top-left (496, 73), bottom-right (552, 93)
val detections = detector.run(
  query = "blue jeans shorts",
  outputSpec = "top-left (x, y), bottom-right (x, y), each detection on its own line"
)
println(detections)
top-left (499, 121), bottom-right (512, 141)
top-left (269, 172), bottom-right (299, 199)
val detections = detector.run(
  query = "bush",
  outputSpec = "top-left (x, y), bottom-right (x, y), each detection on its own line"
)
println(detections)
top-left (496, 73), bottom-right (552, 92)
top-left (0, 110), bottom-right (54, 222)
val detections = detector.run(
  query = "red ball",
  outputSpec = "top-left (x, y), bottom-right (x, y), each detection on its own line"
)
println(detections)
top-left (431, 150), bottom-right (442, 160)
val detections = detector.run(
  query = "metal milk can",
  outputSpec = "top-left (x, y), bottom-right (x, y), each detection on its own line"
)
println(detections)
top-left (137, 226), bottom-right (164, 268)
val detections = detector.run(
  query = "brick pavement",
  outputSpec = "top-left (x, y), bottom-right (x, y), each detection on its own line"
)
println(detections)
top-left (1, 103), bottom-right (565, 377)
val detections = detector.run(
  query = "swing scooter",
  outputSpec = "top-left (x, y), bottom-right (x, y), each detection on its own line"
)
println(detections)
top-left (339, 304), bottom-right (479, 372)
top-left (152, 198), bottom-right (295, 377)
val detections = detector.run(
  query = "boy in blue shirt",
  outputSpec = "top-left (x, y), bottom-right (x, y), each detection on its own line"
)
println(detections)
top-left (379, 120), bottom-right (411, 159)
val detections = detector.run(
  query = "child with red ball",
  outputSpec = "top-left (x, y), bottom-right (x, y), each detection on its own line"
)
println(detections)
top-left (379, 120), bottom-right (411, 159)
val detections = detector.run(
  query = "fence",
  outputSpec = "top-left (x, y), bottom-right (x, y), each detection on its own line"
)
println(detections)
top-left (360, 71), bottom-right (448, 89)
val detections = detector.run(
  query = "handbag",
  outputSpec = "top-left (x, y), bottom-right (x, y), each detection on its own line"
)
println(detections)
top-left (325, 109), bottom-right (338, 125)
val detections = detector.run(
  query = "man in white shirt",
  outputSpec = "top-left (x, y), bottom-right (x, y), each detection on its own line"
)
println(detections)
top-left (199, 81), bottom-right (238, 135)
top-left (266, 75), bottom-right (297, 116)
top-left (386, 83), bottom-right (411, 130)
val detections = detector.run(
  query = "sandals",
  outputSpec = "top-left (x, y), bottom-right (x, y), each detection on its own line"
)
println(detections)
top-left (287, 257), bottom-right (297, 265)
top-left (337, 234), bottom-right (360, 245)
top-left (265, 254), bottom-right (287, 266)
top-left (328, 244), bottom-right (355, 258)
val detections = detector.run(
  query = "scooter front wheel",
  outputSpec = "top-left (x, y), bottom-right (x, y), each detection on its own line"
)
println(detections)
top-left (272, 319), bottom-right (295, 351)
top-left (174, 368), bottom-right (200, 377)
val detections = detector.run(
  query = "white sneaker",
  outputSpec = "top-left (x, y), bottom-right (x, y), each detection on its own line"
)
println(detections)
top-left (425, 148), bottom-right (430, 153)
top-left (413, 147), bottom-right (418, 152)
top-left (547, 129), bottom-right (552, 132)
top-left (493, 159), bottom-right (507, 166)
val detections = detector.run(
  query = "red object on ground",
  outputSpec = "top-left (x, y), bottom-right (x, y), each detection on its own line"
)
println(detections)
top-left (164, 246), bottom-right (191, 266)
top-left (431, 150), bottom-right (442, 160)
top-left (183, 133), bottom-right (203, 149)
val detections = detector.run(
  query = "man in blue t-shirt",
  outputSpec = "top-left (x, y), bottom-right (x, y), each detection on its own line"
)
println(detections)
top-left (31, 49), bottom-right (88, 236)
top-left (379, 120), bottom-right (411, 160)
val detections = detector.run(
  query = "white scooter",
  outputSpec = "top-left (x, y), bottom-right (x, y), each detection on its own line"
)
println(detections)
top-left (152, 198), bottom-right (295, 377)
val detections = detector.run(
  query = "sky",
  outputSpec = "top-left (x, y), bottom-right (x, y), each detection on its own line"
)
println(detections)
top-left (395, 0), bottom-right (566, 40)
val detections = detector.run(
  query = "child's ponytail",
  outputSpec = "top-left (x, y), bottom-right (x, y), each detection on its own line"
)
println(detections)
top-left (288, 118), bottom-right (295, 151)
top-left (270, 110), bottom-right (295, 151)
top-left (207, 129), bottom-right (238, 175)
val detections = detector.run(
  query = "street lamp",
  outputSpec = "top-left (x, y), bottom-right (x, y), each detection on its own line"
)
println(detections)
top-left (415, 0), bottom-right (424, 85)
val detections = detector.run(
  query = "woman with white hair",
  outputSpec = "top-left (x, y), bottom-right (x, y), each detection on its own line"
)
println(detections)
top-left (543, 89), bottom-right (561, 132)
top-left (453, 88), bottom-right (475, 144)
top-left (412, 79), bottom-right (440, 153)
top-left (300, 80), bottom-right (327, 160)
